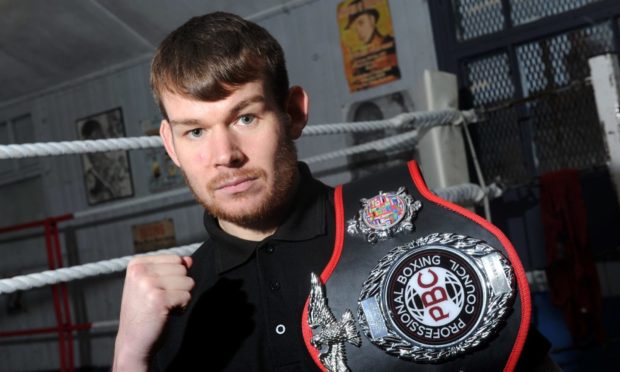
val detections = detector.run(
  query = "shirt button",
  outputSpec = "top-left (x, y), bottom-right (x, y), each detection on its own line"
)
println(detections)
top-left (265, 245), bottom-right (275, 254)
top-left (275, 324), bottom-right (286, 335)
top-left (270, 280), bottom-right (281, 291)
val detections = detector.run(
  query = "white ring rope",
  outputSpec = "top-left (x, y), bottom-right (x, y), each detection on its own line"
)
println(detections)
top-left (302, 109), bottom-right (467, 136)
top-left (0, 109), bottom-right (472, 160)
top-left (433, 183), bottom-right (503, 206)
top-left (0, 244), bottom-right (200, 295)
top-left (0, 181), bottom-right (501, 295)
top-left (304, 130), bottom-right (420, 165)
top-left (0, 137), bottom-right (163, 160)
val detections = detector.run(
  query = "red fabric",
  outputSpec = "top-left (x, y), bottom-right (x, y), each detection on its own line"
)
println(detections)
top-left (540, 169), bottom-right (604, 345)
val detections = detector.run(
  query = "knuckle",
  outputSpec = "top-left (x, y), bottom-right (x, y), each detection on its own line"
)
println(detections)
top-left (187, 277), bottom-right (196, 290)
top-left (126, 261), bottom-right (148, 278)
top-left (145, 288), bottom-right (166, 308)
top-left (162, 254), bottom-right (182, 263)
top-left (138, 276), bottom-right (158, 291)
top-left (128, 256), bottom-right (148, 266)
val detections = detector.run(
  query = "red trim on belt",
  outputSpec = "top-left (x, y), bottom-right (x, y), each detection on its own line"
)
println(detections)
top-left (302, 185), bottom-right (345, 371)
top-left (406, 160), bottom-right (531, 372)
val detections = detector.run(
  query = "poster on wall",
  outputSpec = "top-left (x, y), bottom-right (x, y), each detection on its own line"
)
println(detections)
top-left (76, 108), bottom-right (134, 205)
top-left (338, 0), bottom-right (401, 92)
top-left (145, 148), bottom-right (185, 192)
top-left (140, 119), bottom-right (185, 193)
top-left (132, 219), bottom-right (177, 254)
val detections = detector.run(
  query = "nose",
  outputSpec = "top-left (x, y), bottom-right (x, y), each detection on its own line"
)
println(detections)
top-left (212, 126), bottom-right (245, 167)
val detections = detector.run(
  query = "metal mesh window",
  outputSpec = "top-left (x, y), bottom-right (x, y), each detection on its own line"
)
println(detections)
top-left (452, 0), bottom-right (505, 41)
top-left (472, 108), bottom-right (530, 184)
top-left (516, 23), bottom-right (612, 174)
top-left (465, 53), bottom-right (516, 106)
top-left (452, 0), bottom-right (605, 42)
top-left (464, 52), bottom-right (529, 183)
top-left (463, 22), bottom-right (612, 185)
top-left (518, 22), bottom-right (614, 96)
top-left (527, 87), bottom-right (608, 174)
top-left (511, 0), bottom-right (603, 26)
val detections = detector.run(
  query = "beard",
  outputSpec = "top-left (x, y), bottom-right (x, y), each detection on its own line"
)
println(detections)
top-left (184, 134), bottom-right (299, 232)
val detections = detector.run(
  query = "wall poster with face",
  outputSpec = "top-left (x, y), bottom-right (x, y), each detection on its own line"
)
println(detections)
top-left (338, 0), bottom-right (401, 92)
top-left (76, 107), bottom-right (134, 205)
top-left (140, 118), bottom-right (185, 193)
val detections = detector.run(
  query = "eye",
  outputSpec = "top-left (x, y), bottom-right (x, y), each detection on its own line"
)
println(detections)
top-left (187, 128), bottom-right (203, 138)
top-left (237, 114), bottom-right (256, 126)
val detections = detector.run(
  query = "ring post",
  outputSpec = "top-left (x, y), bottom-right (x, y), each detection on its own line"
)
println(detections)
top-left (589, 53), bottom-right (620, 201)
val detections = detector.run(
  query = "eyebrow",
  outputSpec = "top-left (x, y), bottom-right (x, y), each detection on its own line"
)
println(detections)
top-left (230, 95), bottom-right (266, 115)
top-left (168, 95), bottom-right (266, 127)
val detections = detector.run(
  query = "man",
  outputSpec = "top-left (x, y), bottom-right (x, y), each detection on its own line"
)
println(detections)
top-left (113, 12), bottom-right (328, 372)
top-left (113, 12), bottom-right (556, 372)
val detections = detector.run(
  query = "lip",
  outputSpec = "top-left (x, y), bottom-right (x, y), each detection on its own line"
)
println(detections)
top-left (215, 177), bottom-right (257, 194)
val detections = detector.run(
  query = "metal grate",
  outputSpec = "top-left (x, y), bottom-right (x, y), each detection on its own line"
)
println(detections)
top-left (517, 22), bottom-right (614, 96)
top-left (511, 0), bottom-right (603, 26)
top-left (452, 0), bottom-right (605, 41)
top-left (528, 85), bottom-right (608, 174)
top-left (452, 0), bottom-right (505, 41)
top-left (517, 22), bottom-right (612, 173)
top-left (473, 107), bottom-right (530, 184)
top-left (465, 53), bottom-right (516, 106)
top-left (464, 52), bottom-right (527, 183)
top-left (463, 22), bottom-right (612, 185)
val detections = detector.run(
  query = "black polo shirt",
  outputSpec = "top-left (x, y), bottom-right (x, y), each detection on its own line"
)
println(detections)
top-left (153, 163), bottom-right (334, 371)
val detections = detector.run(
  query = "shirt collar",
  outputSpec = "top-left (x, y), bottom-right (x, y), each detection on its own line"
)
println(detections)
top-left (203, 162), bottom-right (329, 274)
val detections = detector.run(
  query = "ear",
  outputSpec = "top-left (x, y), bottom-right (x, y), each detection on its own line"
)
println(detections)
top-left (285, 85), bottom-right (309, 140)
top-left (160, 120), bottom-right (181, 167)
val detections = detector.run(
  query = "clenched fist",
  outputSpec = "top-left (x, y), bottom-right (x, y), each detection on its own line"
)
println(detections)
top-left (113, 254), bottom-right (194, 372)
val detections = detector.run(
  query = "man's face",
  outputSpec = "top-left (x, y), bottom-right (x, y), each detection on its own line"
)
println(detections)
top-left (160, 81), bottom-right (306, 229)
top-left (352, 13), bottom-right (376, 44)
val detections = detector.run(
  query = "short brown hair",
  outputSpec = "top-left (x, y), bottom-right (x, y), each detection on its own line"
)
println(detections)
top-left (150, 12), bottom-right (290, 119)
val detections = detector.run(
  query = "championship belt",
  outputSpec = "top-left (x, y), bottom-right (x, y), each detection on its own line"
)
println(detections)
top-left (302, 161), bottom-right (531, 372)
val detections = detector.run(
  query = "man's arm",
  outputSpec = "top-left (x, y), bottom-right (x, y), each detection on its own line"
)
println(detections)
top-left (112, 255), bottom-right (194, 372)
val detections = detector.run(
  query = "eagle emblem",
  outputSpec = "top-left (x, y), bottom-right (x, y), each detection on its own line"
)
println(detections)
top-left (308, 273), bottom-right (362, 372)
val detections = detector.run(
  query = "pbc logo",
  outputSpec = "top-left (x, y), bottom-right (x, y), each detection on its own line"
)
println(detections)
top-left (386, 249), bottom-right (484, 346)
top-left (359, 234), bottom-right (514, 361)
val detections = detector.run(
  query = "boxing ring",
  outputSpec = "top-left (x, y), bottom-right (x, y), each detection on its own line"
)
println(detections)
top-left (0, 53), bottom-right (618, 371)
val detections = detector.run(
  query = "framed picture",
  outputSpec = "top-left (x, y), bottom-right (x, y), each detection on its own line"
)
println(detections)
top-left (76, 107), bottom-right (134, 205)
top-left (139, 118), bottom-right (185, 193)
top-left (132, 218), bottom-right (177, 254)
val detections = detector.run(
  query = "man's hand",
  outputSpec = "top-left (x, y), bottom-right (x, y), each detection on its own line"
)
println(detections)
top-left (113, 255), bottom-right (194, 372)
